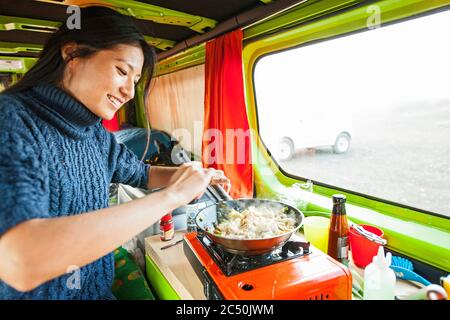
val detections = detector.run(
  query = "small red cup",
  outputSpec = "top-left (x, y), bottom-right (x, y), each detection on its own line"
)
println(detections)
top-left (349, 224), bottom-right (384, 268)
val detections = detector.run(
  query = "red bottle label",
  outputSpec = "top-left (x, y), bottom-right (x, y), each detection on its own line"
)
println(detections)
top-left (336, 236), bottom-right (349, 259)
top-left (160, 217), bottom-right (174, 241)
top-left (160, 228), bottom-right (174, 241)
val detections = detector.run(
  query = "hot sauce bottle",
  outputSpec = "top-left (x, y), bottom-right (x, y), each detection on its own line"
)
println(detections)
top-left (160, 213), bottom-right (174, 241)
top-left (327, 194), bottom-right (349, 266)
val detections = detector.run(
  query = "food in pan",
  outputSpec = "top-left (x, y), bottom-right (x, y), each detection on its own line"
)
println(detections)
top-left (210, 205), bottom-right (297, 239)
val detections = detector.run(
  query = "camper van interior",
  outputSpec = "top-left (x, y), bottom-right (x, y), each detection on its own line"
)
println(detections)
top-left (0, 0), bottom-right (449, 301)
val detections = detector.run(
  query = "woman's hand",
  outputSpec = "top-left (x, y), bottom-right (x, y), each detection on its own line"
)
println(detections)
top-left (165, 162), bottom-right (231, 205)
top-left (209, 169), bottom-right (231, 194)
top-left (164, 162), bottom-right (215, 205)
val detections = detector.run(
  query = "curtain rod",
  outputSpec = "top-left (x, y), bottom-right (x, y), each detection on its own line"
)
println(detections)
top-left (156, 0), bottom-right (308, 61)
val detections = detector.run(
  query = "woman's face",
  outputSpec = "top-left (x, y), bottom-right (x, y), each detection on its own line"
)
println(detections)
top-left (61, 44), bottom-right (144, 120)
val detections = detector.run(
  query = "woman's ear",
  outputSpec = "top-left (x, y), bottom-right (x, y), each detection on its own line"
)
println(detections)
top-left (61, 42), bottom-right (79, 62)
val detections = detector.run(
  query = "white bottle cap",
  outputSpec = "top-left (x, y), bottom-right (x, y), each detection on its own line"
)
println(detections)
top-left (372, 246), bottom-right (391, 268)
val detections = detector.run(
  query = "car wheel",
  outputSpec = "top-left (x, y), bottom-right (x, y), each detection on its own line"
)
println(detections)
top-left (333, 133), bottom-right (351, 154)
top-left (277, 138), bottom-right (294, 161)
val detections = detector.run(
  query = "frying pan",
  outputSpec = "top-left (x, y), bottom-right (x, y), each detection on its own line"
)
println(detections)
top-left (195, 196), bottom-right (304, 256)
top-left (173, 147), bottom-right (304, 256)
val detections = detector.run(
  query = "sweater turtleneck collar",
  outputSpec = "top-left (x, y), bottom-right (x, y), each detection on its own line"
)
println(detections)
top-left (26, 84), bottom-right (102, 138)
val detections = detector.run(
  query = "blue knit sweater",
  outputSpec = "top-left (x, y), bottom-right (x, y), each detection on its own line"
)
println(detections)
top-left (0, 84), bottom-right (150, 299)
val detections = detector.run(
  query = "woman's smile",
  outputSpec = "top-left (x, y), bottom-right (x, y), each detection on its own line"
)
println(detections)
top-left (106, 94), bottom-right (124, 109)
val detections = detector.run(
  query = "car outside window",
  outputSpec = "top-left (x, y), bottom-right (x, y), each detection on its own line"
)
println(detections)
top-left (254, 10), bottom-right (450, 217)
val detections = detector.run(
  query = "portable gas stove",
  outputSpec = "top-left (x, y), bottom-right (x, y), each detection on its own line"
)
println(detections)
top-left (183, 232), bottom-right (352, 300)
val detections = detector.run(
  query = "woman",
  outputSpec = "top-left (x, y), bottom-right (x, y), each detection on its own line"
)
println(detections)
top-left (0, 7), bottom-right (230, 299)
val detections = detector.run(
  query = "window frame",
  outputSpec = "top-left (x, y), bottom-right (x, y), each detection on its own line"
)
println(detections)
top-left (242, 0), bottom-right (450, 271)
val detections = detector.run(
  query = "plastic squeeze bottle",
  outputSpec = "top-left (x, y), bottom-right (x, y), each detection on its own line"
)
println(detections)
top-left (363, 246), bottom-right (396, 300)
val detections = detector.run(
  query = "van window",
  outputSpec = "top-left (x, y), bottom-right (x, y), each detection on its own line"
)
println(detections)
top-left (254, 10), bottom-right (450, 217)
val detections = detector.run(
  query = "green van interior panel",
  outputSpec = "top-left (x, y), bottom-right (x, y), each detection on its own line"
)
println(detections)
top-left (0, 15), bottom-right (59, 33)
top-left (145, 254), bottom-right (181, 300)
top-left (0, 56), bottom-right (37, 73)
top-left (0, 41), bottom-right (43, 54)
top-left (156, 43), bottom-right (205, 77)
top-left (243, 0), bottom-right (450, 271)
top-left (0, 15), bottom-right (175, 52)
top-left (143, 36), bottom-right (176, 51)
top-left (38, 0), bottom-right (217, 33)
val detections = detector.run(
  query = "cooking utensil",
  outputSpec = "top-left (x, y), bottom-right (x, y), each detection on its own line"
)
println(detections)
top-left (349, 224), bottom-right (385, 268)
top-left (398, 284), bottom-right (448, 300)
top-left (195, 198), bottom-right (304, 256)
top-left (172, 146), bottom-right (233, 203)
top-left (160, 239), bottom-right (183, 250)
top-left (174, 146), bottom-right (304, 255)
top-left (390, 255), bottom-right (431, 286)
top-left (350, 223), bottom-right (387, 245)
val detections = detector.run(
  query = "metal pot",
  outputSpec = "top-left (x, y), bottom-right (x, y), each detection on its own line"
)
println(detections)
top-left (195, 198), bottom-right (304, 256)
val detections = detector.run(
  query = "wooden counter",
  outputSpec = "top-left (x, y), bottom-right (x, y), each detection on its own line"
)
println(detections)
top-left (145, 230), bottom-right (206, 299)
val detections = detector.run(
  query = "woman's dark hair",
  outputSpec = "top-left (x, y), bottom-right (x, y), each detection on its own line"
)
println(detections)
top-left (4, 6), bottom-right (156, 100)
top-left (5, 6), bottom-right (157, 160)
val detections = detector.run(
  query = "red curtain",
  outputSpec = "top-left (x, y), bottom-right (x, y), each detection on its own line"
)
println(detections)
top-left (102, 113), bottom-right (120, 132)
top-left (202, 29), bottom-right (253, 198)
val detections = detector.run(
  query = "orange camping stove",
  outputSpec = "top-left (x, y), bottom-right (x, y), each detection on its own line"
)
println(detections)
top-left (183, 232), bottom-right (352, 300)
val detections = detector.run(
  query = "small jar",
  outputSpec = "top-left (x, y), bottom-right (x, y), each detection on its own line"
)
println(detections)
top-left (160, 213), bottom-right (174, 241)
top-left (185, 205), bottom-right (198, 233)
